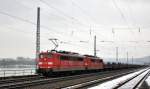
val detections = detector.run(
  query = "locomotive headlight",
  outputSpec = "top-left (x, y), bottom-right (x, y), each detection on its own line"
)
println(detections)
top-left (48, 62), bottom-right (53, 65)
top-left (39, 62), bottom-right (42, 65)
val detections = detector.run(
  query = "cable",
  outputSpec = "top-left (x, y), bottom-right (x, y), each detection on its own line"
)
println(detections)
top-left (0, 11), bottom-right (35, 25)
top-left (39, 0), bottom-right (88, 27)
top-left (39, 0), bottom-right (108, 40)
top-left (2, 26), bottom-right (49, 40)
top-left (112, 0), bottom-right (128, 25)
top-left (70, 0), bottom-right (96, 23)
top-left (0, 9), bottom-right (71, 38)
top-left (39, 0), bottom-right (96, 38)
top-left (112, 0), bottom-right (136, 41)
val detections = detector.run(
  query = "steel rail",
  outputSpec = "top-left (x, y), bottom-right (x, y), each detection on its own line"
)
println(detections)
top-left (0, 68), bottom-right (144, 89)
top-left (61, 69), bottom-right (142, 89)
top-left (113, 68), bottom-right (150, 89)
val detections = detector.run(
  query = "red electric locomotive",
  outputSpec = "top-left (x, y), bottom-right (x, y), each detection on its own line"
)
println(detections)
top-left (37, 50), bottom-right (104, 76)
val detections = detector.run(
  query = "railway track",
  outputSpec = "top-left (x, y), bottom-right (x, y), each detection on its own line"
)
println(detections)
top-left (0, 75), bottom-right (44, 85)
top-left (0, 68), bottom-right (145, 89)
top-left (68, 68), bottom-right (149, 89)
top-left (0, 74), bottom-right (38, 80)
top-left (113, 68), bottom-right (150, 89)
top-left (61, 68), bottom-right (148, 89)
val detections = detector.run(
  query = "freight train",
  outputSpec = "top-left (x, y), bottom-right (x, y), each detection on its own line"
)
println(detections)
top-left (37, 50), bottom-right (141, 76)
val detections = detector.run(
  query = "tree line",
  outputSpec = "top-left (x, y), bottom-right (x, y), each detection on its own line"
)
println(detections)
top-left (0, 57), bottom-right (35, 68)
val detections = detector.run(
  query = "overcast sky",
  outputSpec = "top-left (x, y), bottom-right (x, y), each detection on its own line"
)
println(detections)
top-left (0, 0), bottom-right (150, 61)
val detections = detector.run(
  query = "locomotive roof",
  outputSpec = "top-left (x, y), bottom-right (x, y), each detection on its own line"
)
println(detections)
top-left (57, 52), bottom-right (84, 58)
top-left (84, 54), bottom-right (101, 59)
top-left (49, 50), bottom-right (84, 58)
top-left (41, 50), bottom-right (102, 59)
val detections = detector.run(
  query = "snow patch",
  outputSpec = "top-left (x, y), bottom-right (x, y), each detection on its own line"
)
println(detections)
top-left (145, 76), bottom-right (150, 87)
top-left (89, 69), bottom-right (148, 89)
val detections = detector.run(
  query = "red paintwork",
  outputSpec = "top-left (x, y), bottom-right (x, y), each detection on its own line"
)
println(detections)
top-left (38, 51), bottom-right (104, 72)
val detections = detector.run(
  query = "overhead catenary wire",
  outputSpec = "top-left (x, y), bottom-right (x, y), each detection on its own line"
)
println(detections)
top-left (0, 6), bottom-right (83, 38)
top-left (39, 0), bottom-right (105, 39)
top-left (0, 9), bottom-right (76, 38)
top-left (16, 0), bottom-right (89, 32)
top-left (0, 8), bottom-right (148, 47)
top-left (112, 0), bottom-right (128, 26)
top-left (70, 0), bottom-right (97, 24)
top-left (112, 0), bottom-right (137, 42)
top-left (0, 10), bottom-right (67, 41)
top-left (2, 26), bottom-right (92, 49)
top-left (40, 4), bottom-right (85, 29)
top-left (70, 0), bottom-right (100, 36)
top-left (39, 0), bottom-right (89, 27)
top-left (1, 26), bottom-right (52, 41)
top-left (39, 0), bottom-right (95, 37)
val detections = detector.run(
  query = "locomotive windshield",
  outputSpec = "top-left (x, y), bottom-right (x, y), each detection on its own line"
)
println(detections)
top-left (39, 53), bottom-right (52, 58)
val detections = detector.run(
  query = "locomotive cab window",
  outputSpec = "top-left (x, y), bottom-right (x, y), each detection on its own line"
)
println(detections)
top-left (39, 53), bottom-right (52, 58)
